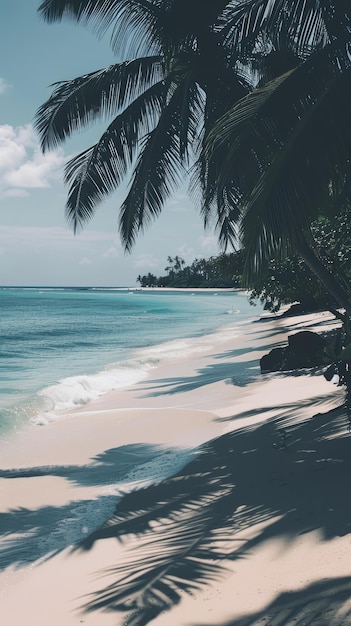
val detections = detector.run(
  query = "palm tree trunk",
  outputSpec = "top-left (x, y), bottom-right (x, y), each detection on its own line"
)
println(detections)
top-left (296, 236), bottom-right (351, 314)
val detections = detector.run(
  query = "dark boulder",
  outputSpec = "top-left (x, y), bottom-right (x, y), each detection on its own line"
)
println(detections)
top-left (285, 331), bottom-right (326, 369)
top-left (288, 330), bottom-right (326, 354)
top-left (260, 331), bottom-right (328, 373)
top-left (260, 347), bottom-right (287, 373)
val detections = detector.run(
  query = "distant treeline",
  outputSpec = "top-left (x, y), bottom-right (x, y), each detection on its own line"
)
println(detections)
top-left (136, 210), bottom-right (351, 314)
top-left (136, 253), bottom-right (245, 289)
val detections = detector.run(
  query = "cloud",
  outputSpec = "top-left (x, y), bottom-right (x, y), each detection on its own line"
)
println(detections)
top-left (0, 225), bottom-right (118, 249)
top-left (134, 253), bottom-right (160, 269)
top-left (166, 192), bottom-right (193, 212)
top-left (3, 189), bottom-right (29, 198)
top-left (0, 78), bottom-right (11, 94)
top-left (176, 243), bottom-right (195, 261)
top-left (102, 246), bottom-right (120, 259)
top-left (0, 126), bottom-right (26, 171)
top-left (0, 124), bottom-right (66, 197)
top-left (79, 257), bottom-right (91, 265)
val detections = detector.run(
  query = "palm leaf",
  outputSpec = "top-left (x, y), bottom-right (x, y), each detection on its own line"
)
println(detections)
top-left (119, 72), bottom-right (203, 250)
top-left (220, 0), bottom-right (328, 59)
top-left (38, 0), bottom-right (163, 56)
top-left (35, 56), bottom-right (163, 151)
top-left (202, 68), bottom-right (295, 207)
top-left (64, 80), bottom-right (166, 231)
top-left (203, 40), bottom-right (351, 256)
top-left (198, 70), bottom-right (292, 249)
top-left (38, 0), bottom-right (131, 25)
top-left (175, 69), bottom-right (204, 162)
top-left (240, 73), bottom-right (351, 275)
top-left (195, 148), bottom-right (242, 250)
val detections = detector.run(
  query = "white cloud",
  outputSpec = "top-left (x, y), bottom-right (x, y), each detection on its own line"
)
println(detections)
top-left (3, 188), bottom-right (29, 198)
top-left (134, 253), bottom-right (160, 269)
top-left (0, 126), bottom-right (26, 171)
top-left (0, 78), bottom-right (11, 95)
top-left (176, 243), bottom-right (195, 261)
top-left (79, 257), bottom-right (91, 265)
top-left (166, 192), bottom-right (192, 212)
top-left (102, 245), bottom-right (120, 259)
top-left (0, 124), bottom-right (65, 197)
top-left (0, 225), bottom-right (118, 248)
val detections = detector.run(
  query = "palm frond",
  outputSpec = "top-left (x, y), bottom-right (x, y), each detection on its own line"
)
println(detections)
top-left (35, 56), bottom-right (163, 151)
top-left (198, 70), bottom-right (292, 249)
top-left (38, 0), bottom-right (127, 24)
top-left (151, 0), bottom-right (230, 51)
top-left (175, 71), bottom-right (204, 161)
top-left (240, 70), bottom-right (351, 277)
top-left (38, 0), bottom-right (163, 56)
top-left (201, 36), bottom-right (351, 269)
top-left (203, 67), bottom-right (296, 209)
top-left (109, 0), bottom-right (165, 57)
top-left (119, 73), bottom-right (202, 250)
top-left (194, 147), bottom-right (242, 251)
top-left (220, 0), bottom-right (328, 59)
top-left (119, 132), bottom-right (181, 253)
top-left (64, 80), bottom-right (166, 232)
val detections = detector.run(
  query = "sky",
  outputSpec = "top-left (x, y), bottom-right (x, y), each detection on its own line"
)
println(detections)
top-left (0, 1), bottom-right (221, 287)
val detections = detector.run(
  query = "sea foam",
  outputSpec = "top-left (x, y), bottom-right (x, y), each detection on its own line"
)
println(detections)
top-left (30, 322), bottom-right (240, 425)
top-left (31, 359), bottom-right (157, 425)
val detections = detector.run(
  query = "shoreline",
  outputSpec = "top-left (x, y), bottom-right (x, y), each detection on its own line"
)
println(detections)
top-left (0, 288), bottom-right (251, 438)
top-left (127, 286), bottom-right (240, 292)
top-left (1, 309), bottom-right (350, 625)
top-left (0, 285), bottom-right (240, 292)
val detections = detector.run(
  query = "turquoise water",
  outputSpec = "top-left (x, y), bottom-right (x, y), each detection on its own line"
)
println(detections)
top-left (0, 287), bottom-right (262, 438)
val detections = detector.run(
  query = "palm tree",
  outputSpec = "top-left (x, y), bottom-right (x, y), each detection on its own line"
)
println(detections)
top-left (35, 0), bottom-right (250, 252)
top-left (37, 1), bottom-right (351, 307)
top-left (201, 0), bottom-right (351, 312)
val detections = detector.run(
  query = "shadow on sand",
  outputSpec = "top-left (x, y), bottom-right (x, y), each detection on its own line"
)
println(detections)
top-left (135, 315), bottom-right (338, 399)
top-left (136, 342), bottom-right (283, 397)
top-left (59, 400), bottom-right (351, 626)
top-left (194, 576), bottom-right (351, 625)
top-left (0, 443), bottom-right (193, 569)
top-left (2, 400), bottom-right (351, 624)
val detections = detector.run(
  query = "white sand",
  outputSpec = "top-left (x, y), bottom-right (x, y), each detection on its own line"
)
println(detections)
top-left (1, 310), bottom-right (351, 625)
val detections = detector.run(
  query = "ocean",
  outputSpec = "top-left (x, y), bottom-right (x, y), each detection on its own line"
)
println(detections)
top-left (0, 287), bottom-right (262, 441)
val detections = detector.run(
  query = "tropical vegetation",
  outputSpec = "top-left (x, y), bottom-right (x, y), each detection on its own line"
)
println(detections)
top-left (137, 208), bottom-right (351, 312)
top-left (137, 253), bottom-right (244, 288)
top-left (36, 1), bottom-right (351, 315)
top-left (247, 209), bottom-right (351, 314)
top-left (202, 1), bottom-right (351, 313)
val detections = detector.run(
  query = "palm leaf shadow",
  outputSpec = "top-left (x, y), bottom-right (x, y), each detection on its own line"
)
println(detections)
top-left (208, 576), bottom-right (351, 626)
top-left (75, 435), bottom-right (269, 625)
top-left (75, 400), bottom-right (351, 626)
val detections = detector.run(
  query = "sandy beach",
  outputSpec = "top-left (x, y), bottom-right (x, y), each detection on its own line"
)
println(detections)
top-left (1, 309), bottom-right (351, 625)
